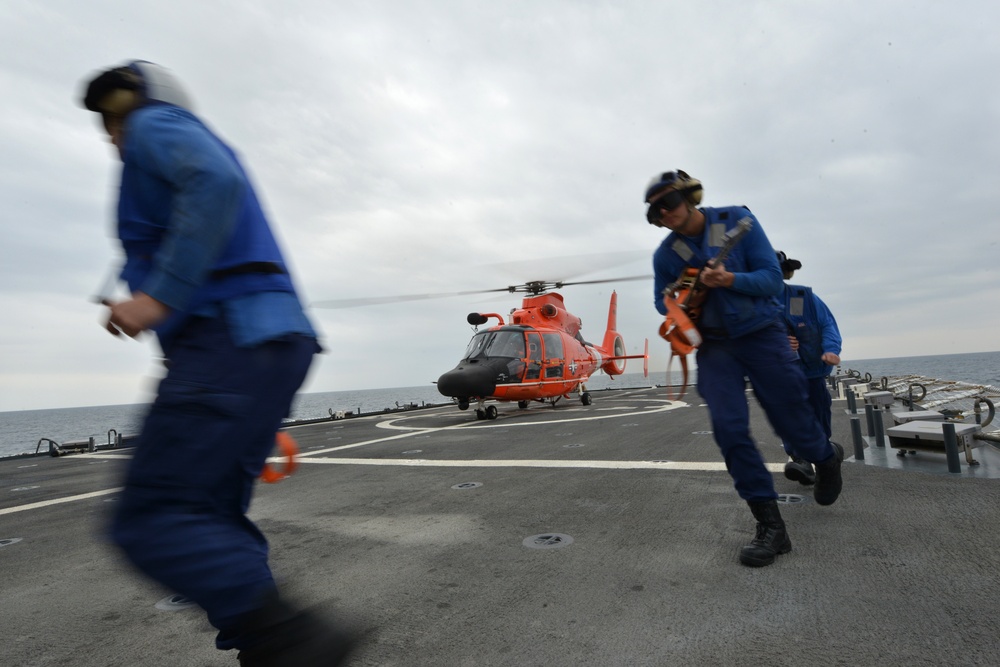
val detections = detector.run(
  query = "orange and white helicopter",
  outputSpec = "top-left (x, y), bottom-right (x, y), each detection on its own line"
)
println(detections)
top-left (434, 280), bottom-right (648, 420)
top-left (314, 263), bottom-right (651, 421)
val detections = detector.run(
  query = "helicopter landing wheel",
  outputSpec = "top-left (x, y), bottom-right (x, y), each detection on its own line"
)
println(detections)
top-left (581, 392), bottom-right (592, 406)
top-left (517, 400), bottom-right (528, 409)
top-left (476, 409), bottom-right (487, 420)
top-left (458, 400), bottom-right (470, 411)
top-left (485, 405), bottom-right (498, 420)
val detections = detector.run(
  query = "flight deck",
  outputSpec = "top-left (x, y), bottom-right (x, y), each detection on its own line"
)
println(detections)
top-left (2, 386), bottom-right (998, 666)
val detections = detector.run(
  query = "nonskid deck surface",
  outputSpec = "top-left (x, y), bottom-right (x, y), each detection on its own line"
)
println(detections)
top-left (2, 386), bottom-right (998, 666)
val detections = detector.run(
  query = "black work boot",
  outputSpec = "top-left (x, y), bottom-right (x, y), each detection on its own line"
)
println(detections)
top-left (235, 593), bottom-right (357, 667)
top-left (783, 456), bottom-right (816, 486)
top-left (739, 500), bottom-right (792, 567)
top-left (813, 441), bottom-right (844, 506)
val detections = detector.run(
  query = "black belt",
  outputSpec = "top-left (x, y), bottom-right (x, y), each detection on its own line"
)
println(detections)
top-left (210, 262), bottom-right (285, 279)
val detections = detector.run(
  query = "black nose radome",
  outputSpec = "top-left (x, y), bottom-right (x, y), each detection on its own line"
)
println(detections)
top-left (437, 362), bottom-right (497, 398)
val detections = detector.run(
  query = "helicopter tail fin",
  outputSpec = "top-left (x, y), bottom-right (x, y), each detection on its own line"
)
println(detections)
top-left (599, 292), bottom-right (649, 377)
top-left (605, 290), bottom-right (618, 333)
top-left (601, 291), bottom-right (627, 375)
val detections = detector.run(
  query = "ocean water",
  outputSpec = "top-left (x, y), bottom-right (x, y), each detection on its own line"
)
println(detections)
top-left (2, 351), bottom-right (997, 460)
top-left (0, 371), bottom-right (660, 460)
top-left (838, 350), bottom-right (1000, 388)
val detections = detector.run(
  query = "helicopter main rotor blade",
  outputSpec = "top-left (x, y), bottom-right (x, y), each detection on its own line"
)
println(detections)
top-left (311, 274), bottom-right (655, 308)
top-left (311, 249), bottom-right (654, 308)
top-left (311, 287), bottom-right (512, 309)
top-left (558, 274), bottom-right (653, 288)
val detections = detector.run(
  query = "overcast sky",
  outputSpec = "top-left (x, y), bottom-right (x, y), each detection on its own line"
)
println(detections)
top-left (2, 1), bottom-right (998, 412)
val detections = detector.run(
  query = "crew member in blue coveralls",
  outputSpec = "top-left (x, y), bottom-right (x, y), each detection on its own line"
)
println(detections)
top-left (776, 251), bottom-right (843, 486)
top-left (81, 61), bottom-right (355, 665)
top-left (645, 170), bottom-right (845, 567)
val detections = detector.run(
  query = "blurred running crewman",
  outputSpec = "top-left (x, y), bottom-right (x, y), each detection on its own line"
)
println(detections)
top-left (80, 60), bottom-right (355, 665)
top-left (645, 170), bottom-right (844, 567)
top-left (776, 251), bottom-right (843, 486)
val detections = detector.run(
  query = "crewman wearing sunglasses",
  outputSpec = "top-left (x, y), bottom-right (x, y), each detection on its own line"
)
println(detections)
top-left (645, 170), bottom-right (845, 567)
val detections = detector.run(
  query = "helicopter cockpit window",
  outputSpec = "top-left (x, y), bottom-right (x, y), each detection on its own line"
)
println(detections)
top-left (463, 331), bottom-right (526, 360)
top-left (491, 331), bottom-right (526, 359)
top-left (526, 332), bottom-right (542, 379)
top-left (542, 333), bottom-right (564, 378)
top-left (463, 332), bottom-right (491, 359)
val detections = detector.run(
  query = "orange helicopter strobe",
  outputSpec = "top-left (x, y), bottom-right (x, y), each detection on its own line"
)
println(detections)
top-left (436, 284), bottom-right (648, 420)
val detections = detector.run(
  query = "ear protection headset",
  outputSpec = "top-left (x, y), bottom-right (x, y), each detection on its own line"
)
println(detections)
top-left (82, 60), bottom-right (194, 118)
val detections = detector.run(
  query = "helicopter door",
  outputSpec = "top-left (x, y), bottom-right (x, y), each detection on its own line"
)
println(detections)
top-left (541, 332), bottom-right (564, 379)
top-left (526, 332), bottom-right (542, 380)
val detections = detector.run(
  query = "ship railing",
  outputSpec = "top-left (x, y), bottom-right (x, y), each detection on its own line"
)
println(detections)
top-left (35, 429), bottom-right (132, 457)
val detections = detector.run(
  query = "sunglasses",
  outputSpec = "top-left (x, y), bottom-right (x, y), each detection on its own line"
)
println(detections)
top-left (646, 189), bottom-right (687, 224)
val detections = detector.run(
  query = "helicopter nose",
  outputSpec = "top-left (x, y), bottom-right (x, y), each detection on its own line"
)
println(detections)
top-left (437, 362), bottom-right (497, 399)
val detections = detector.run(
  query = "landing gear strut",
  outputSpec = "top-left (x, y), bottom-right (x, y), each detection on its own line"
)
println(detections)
top-left (579, 383), bottom-right (592, 406)
top-left (475, 400), bottom-right (498, 420)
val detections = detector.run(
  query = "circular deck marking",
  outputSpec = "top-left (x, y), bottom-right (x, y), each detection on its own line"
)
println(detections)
top-left (17, 464), bottom-right (37, 469)
top-left (372, 395), bottom-right (687, 437)
top-left (451, 482), bottom-right (483, 490)
top-left (155, 594), bottom-right (197, 611)
top-left (692, 431), bottom-right (713, 435)
top-left (777, 494), bottom-right (809, 505)
top-left (402, 450), bottom-right (423, 455)
top-left (11, 486), bottom-right (40, 492)
top-left (0, 538), bottom-right (23, 548)
top-left (523, 533), bottom-right (574, 550)
top-left (296, 393), bottom-right (691, 460)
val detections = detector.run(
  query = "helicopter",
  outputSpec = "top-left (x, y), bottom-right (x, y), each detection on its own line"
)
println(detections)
top-left (431, 280), bottom-right (648, 420)
top-left (313, 259), bottom-right (652, 420)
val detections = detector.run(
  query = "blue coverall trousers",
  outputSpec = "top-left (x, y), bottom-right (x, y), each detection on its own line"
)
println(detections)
top-left (782, 375), bottom-right (834, 456)
top-left (696, 321), bottom-right (836, 502)
top-left (110, 316), bottom-right (318, 650)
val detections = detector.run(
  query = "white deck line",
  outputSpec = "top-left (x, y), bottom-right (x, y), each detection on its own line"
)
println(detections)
top-left (0, 487), bottom-right (122, 516)
top-left (293, 457), bottom-right (782, 472)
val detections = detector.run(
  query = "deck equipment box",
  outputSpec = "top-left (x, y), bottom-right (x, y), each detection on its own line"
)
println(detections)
top-left (891, 410), bottom-right (946, 425)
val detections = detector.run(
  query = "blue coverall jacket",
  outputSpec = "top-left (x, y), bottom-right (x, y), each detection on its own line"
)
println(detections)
top-left (651, 206), bottom-right (835, 502)
top-left (109, 101), bottom-right (318, 651)
top-left (652, 206), bottom-right (783, 338)
top-left (781, 283), bottom-right (842, 379)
